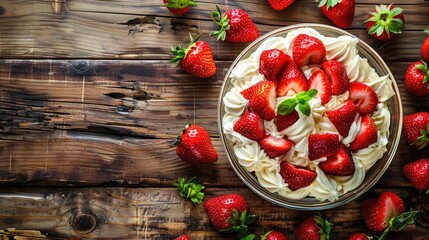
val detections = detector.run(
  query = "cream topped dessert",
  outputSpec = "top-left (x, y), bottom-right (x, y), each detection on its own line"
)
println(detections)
top-left (222, 27), bottom-right (395, 202)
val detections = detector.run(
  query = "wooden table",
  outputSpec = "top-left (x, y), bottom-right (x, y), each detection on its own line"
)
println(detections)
top-left (0, 0), bottom-right (428, 239)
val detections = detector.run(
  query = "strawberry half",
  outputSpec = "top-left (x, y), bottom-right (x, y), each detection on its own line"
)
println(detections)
top-left (280, 161), bottom-right (317, 190)
top-left (210, 6), bottom-right (259, 43)
top-left (348, 81), bottom-right (379, 115)
top-left (174, 234), bottom-right (190, 240)
top-left (259, 49), bottom-right (291, 82)
top-left (365, 4), bottom-right (405, 42)
top-left (319, 0), bottom-right (355, 29)
top-left (261, 230), bottom-right (289, 240)
top-left (241, 81), bottom-right (277, 120)
top-left (321, 59), bottom-right (350, 95)
top-left (170, 34), bottom-right (216, 78)
top-left (404, 60), bottom-right (429, 97)
top-left (347, 233), bottom-right (370, 240)
top-left (326, 100), bottom-right (358, 137)
top-left (276, 109), bottom-right (299, 132)
top-left (163, 0), bottom-right (197, 15)
top-left (308, 133), bottom-right (340, 160)
top-left (268, 0), bottom-right (295, 11)
top-left (423, 28), bottom-right (429, 63)
top-left (319, 145), bottom-right (355, 176)
top-left (403, 112), bottom-right (429, 150)
top-left (403, 158), bottom-right (429, 191)
top-left (292, 34), bottom-right (326, 67)
top-left (308, 69), bottom-right (332, 105)
top-left (294, 213), bottom-right (332, 240)
top-left (260, 135), bottom-right (293, 158)
top-left (277, 61), bottom-right (308, 97)
top-left (234, 112), bottom-right (266, 141)
top-left (350, 115), bottom-right (378, 151)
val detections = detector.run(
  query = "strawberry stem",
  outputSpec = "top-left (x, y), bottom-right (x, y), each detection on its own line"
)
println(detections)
top-left (170, 33), bottom-right (202, 66)
top-left (172, 122), bottom-right (192, 147)
top-left (365, 4), bottom-right (404, 38)
top-left (315, 212), bottom-right (332, 240)
top-left (219, 209), bottom-right (256, 240)
top-left (210, 5), bottom-right (230, 41)
top-left (173, 177), bottom-right (205, 204)
top-left (412, 123), bottom-right (429, 150)
top-left (424, 27), bottom-right (429, 35)
top-left (164, 0), bottom-right (197, 9)
top-left (377, 210), bottom-right (418, 240)
top-left (318, 0), bottom-right (343, 10)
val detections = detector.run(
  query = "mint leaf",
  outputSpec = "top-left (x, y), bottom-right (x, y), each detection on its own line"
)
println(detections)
top-left (298, 101), bottom-right (311, 116)
top-left (277, 98), bottom-right (298, 116)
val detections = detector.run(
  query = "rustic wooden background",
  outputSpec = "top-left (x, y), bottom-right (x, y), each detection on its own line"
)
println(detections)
top-left (0, 0), bottom-right (428, 239)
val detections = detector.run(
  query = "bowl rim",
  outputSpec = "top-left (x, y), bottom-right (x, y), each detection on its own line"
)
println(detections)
top-left (217, 23), bottom-right (403, 210)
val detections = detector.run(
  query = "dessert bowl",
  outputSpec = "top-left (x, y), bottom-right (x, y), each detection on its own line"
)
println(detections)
top-left (217, 23), bottom-right (403, 210)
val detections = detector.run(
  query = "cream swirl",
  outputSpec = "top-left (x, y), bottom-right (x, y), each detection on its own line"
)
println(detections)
top-left (367, 73), bottom-right (395, 102)
top-left (324, 36), bottom-right (358, 65)
top-left (255, 158), bottom-right (285, 192)
top-left (234, 143), bottom-right (268, 172)
top-left (345, 55), bottom-right (372, 83)
top-left (354, 132), bottom-right (388, 171)
top-left (223, 88), bottom-right (248, 116)
top-left (309, 166), bottom-right (339, 202)
top-left (335, 160), bottom-right (365, 194)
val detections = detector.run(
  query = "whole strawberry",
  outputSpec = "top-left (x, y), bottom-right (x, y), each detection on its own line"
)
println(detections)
top-left (268, 0), bottom-right (294, 11)
top-left (294, 213), bottom-right (332, 240)
top-left (261, 230), bottom-right (289, 240)
top-left (163, 0), bottom-right (196, 16)
top-left (210, 6), bottom-right (259, 43)
top-left (422, 28), bottom-right (429, 63)
top-left (403, 112), bottom-right (429, 150)
top-left (348, 233), bottom-right (370, 240)
top-left (365, 4), bottom-right (405, 42)
top-left (175, 234), bottom-right (190, 240)
top-left (404, 60), bottom-right (429, 96)
top-left (319, 0), bottom-right (355, 29)
top-left (173, 123), bottom-right (218, 164)
top-left (403, 159), bottom-right (429, 191)
top-left (204, 194), bottom-right (256, 239)
top-left (170, 34), bottom-right (216, 78)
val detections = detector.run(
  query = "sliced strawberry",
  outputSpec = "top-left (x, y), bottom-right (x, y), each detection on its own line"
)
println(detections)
top-left (319, 145), bottom-right (355, 176)
top-left (348, 82), bottom-right (379, 115)
top-left (233, 112), bottom-right (265, 141)
top-left (321, 60), bottom-right (350, 95)
top-left (308, 133), bottom-right (340, 160)
top-left (241, 81), bottom-right (277, 120)
top-left (259, 49), bottom-right (291, 82)
top-left (350, 115), bottom-right (378, 151)
top-left (308, 69), bottom-right (332, 105)
top-left (280, 161), bottom-right (317, 190)
top-left (277, 62), bottom-right (308, 97)
top-left (326, 100), bottom-right (357, 137)
top-left (260, 135), bottom-right (293, 158)
top-left (292, 34), bottom-right (326, 67)
top-left (276, 110), bottom-right (299, 132)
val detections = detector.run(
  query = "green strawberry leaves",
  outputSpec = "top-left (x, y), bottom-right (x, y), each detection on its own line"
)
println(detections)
top-left (220, 209), bottom-right (256, 240)
top-left (415, 61), bottom-right (429, 85)
top-left (412, 123), bottom-right (429, 150)
top-left (315, 212), bottom-right (332, 240)
top-left (165, 0), bottom-right (197, 9)
top-left (277, 89), bottom-right (318, 116)
top-left (425, 27), bottom-right (429, 35)
top-left (378, 210), bottom-right (419, 240)
top-left (365, 4), bottom-right (404, 38)
top-left (170, 33), bottom-right (201, 65)
top-left (173, 177), bottom-right (205, 204)
top-left (318, 0), bottom-right (342, 10)
top-left (210, 5), bottom-right (230, 41)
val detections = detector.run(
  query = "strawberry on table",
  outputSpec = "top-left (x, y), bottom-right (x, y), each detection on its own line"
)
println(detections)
top-left (163, 0), bottom-right (196, 16)
top-left (403, 112), bottom-right (429, 150)
top-left (308, 133), bottom-right (340, 160)
top-left (241, 81), bottom-right (277, 121)
top-left (422, 28), bottom-right (429, 63)
top-left (319, 145), bottom-right (355, 176)
top-left (276, 109), bottom-right (299, 132)
top-left (210, 5), bottom-right (259, 43)
top-left (173, 123), bottom-right (218, 164)
top-left (280, 162), bottom-right (317, 190)
top-left (365, 4), bottom-right (405, 42)
top-left (347, 233), bottom-right (370, 240)
top-left (321, 59), bottom-right (350, 95)
top-left (326, 100), bottom-right (358, 137)
top-left (267, 0), bottom-right (295, 11)
top-left (175, 234), bottom-right (190, 240)
top-left (404, 60), bottom-right (429, 97)
top-left (261, 230), bottom-right (289, 240)
top-left (308, 69), bottom-right (332, 105)
top-left (234, 112), bottom-right (266, 141)
top-left (349, 115), bottom-right (378, 151)
top-left (348, 82), bottom-right (379, 115)
top-left (277, 60), bottom-right (308, 96)
top-left (294, 213), bottom-right (332, 240)
top-left (403, 158), bottom-right (429, 191)
top-left (318, 0), bottom-right (355, 29)
top-left (292, 34), bottom-right (326, 67)
top-left (260, 135), bottom-right (293, 158)
top-left (259, 49), bottom-right (291, 82)
top-left (170, 33), bottom-right (216, 78)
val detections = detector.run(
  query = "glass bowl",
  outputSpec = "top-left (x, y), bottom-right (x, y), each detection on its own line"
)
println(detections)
top-left (217, 23), bottom-right (403, 210)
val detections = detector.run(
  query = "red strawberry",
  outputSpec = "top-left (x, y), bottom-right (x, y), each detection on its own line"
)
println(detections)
top-left (319, 0), bottom-right (355, 29)
top-left (348, 82), bottom-right (379, 115)
top-left (261, 230), bottom-right (289, 240)
top-left (276, 110), bottom-right (299, 132)
top-left (403, 112), bottom-right (429, 150)
top-left (267, 0), bottom-right (295, 11)
top-left (259, 49), bottom-right (291, 82)
top-left (308, 69), bottom-right (332, 104)
top-left (277, 62), bottom-right (308, 97)
top-left (175, 234), bottom-right (190, 240)
top-left (173, 123), bottom-right (218, 164)
top-left (234, 112), bottom-right (266, 141)
top-left (241, 81), bottom-right (277, 120)
top-left (319, 145), bottom-right (355, 176)
top-left (260, 135), bottom-right (293, 158)
top-left (294, 213), bottom-right (332, 240)
top-left (210, 6), bottom-right (259, 43)
top-left (365, 4), bottom-right (405, 42)
top-left (350, 115), bottom-right (378, 151)
top-left (308, 133), bottom-right (340, 160)
top-left (280, 162), bottom-right (317, 190)
top-left (163, 0), bottom-right (196, 15)
top-left (170, 34), bottom-right (216, 78)
top-left (321, 59), bottom-right (350, 95)
top-left (326, 100), bottom-right (358, 137)
top-left (292, 34), bottom-right (326, 67)
top-left (422, 28), bottom-right (429, 63)
top-left (404, 60), bottom-right (429, 97)
top-left (348, 233), bottom-right (369, 240)
top-left (403, 158), bottom-right (429, 191)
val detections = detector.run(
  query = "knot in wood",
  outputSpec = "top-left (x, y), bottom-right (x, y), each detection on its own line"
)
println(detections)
top-left (72, 213), bottom-right (97, 234)
top-left (71, 60), bottom-right (90, 73)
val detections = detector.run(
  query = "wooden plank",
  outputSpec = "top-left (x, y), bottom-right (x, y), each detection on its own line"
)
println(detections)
top-left (0, 187), bottom-right (426, 239)
top-left (0, 1), bottom-right (427, 60)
